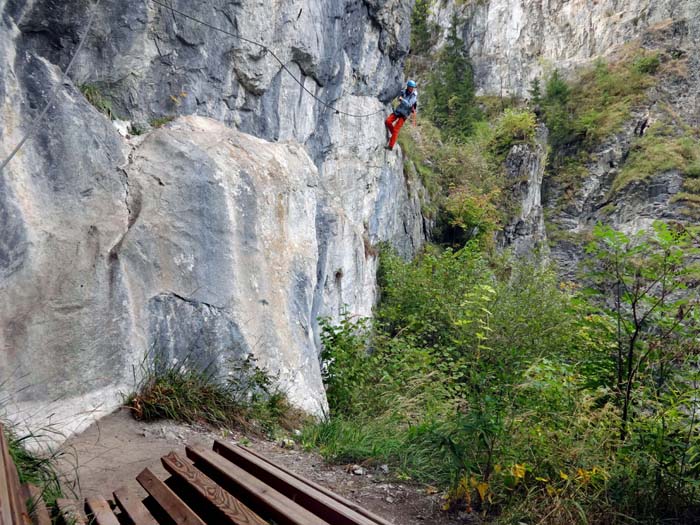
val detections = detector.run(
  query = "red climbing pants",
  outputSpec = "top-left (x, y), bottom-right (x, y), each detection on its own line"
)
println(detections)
top-left (385, 113), bottom-right (406, 149)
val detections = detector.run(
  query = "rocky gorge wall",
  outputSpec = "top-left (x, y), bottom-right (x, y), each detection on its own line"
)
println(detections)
top-left (431, 0), bottom-right (694, 97)
top-left (0, 0), bottom-right (424, 440)
top-left (431, 0), bottom-right (700, 273)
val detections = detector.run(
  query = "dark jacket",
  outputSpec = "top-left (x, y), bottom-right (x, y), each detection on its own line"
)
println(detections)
top-left (394, 88), bottom-right (418, 118)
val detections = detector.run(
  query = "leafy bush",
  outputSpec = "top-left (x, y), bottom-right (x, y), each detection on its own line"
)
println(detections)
top-left (398, 116), bottom-right (504, 244)
top-left (307, 223), bottom-right (700, 523)
top-left (633, 53), bottom-right (661, 75)
top-left (490, 108), bottom-right (537, 157)
top-left (443, 187), bottom-right (501, 246)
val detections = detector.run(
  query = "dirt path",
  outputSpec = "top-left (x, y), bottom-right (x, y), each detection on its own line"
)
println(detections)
top-left (56, 409), bottom-right (461, 525)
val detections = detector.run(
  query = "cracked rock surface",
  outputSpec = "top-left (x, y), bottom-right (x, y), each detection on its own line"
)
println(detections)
top-left (0, 0), bottom-right (424, 440)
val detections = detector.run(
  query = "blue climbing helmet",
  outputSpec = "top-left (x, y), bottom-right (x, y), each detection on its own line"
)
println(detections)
top-left (407, 79), bottom-right (417, 88)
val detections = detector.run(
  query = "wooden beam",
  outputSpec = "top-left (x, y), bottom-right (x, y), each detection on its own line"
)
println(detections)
top-left (113, 487), bottom-right (158, 525)
top-left (213, 441), bottom-right (384, 525)
top-left (221, 443), bottom-right (393, 525)
top-left (136, 468), bottom-right (205, 525)
top-left (0, 424), bottom-right (15, 525)
top-left (22, 484), bottom-right (51, 525)
top-left (56, 499), bottom-right (88, 525)
top-left (0, 425), bottom-right (30, 525)
top-left (186, 445), bottom-right (330, 525)
top-left (85, 496), bottom-right (121, 525)
top-left (161, 451), bottom-right (267, 525)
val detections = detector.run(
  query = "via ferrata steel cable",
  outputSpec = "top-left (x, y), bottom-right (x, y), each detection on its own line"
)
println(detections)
top-left (0, 0), bottom-right (103, 175)
top-left (149, 0), bottom-right (386, 119)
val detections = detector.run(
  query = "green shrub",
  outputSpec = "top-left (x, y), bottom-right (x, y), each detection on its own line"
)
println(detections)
top-left (308, 223), bottom-right (700, 523)
top-left (490, 108), bottom-right (537, 157)
top-left (443, 186), bottom-right (501, 247)
top-left (633, 53), bottom-right (661, 75)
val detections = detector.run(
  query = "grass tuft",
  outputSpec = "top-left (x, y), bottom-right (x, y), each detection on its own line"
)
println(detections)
top-left (125, 355), bottom-right (308, 437)
top-left (149, 116), bottom-right (176, 128)
top-left (4, 426), bottom-right (69, 509)
top-left (79, 84), bottom-right (117, 120)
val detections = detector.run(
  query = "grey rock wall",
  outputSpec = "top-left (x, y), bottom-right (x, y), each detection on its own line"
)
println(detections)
top-left (0, 0), bottom-right (424, 440)
top-left (498, 124), bottom-right (548, 256)
top-left (432, 0), bottom-right (692, 97)
top-left (431, 0), bottom-right (698, 274)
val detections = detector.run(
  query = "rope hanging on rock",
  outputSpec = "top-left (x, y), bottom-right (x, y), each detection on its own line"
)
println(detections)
top-left (0, 0), bottom-right (103, 175)
top-left (149, 0), bottom-right (385, 119)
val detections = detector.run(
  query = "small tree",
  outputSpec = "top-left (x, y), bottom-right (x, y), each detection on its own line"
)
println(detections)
top-left (411, 0), bottom-right (434, 54)
top-left (425, 15), bottom-right (480, 140)
top-left (542, 69), bottom-right (575, 154)
top-left (544, 69), bottom-right (570, 105)
top-left (584, 222), bottom-right (700, 442)
top-left (529, 77), bottom-right (542, 107)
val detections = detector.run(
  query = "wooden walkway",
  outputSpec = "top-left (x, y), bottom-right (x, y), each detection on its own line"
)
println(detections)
top-left (0, 425), bottom-right (393, 525)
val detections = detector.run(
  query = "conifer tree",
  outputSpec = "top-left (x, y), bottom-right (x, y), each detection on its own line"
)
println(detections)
top-left (529, 77), bottom-right (542, 106)
top-left (426, 15), bottom-right (480, 140)
top-left (411, 0), bottom-right (433, 54)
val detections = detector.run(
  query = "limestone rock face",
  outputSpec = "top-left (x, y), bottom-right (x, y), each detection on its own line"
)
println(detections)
top-left (122, 117), bottom-right (324, 415)
top-left (0, 0), bottom-right (424, 440)
top-left (433, 0), bottom-right (699, 274)
top-left (498, 124), bottom-right (548, 256)
top-left (432, 0), bottom-right (696, 97)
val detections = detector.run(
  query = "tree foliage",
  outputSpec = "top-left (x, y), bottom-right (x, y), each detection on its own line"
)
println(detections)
top-left (410, 0), bottom-right (435, 55)
top-left (307, 223), bottom-right (700, 523)
top-left (425, 15), bottom-right (481, 140)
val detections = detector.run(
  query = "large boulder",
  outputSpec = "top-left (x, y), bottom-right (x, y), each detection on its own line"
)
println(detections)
top-left (0, 0), bottom-right (424, 441)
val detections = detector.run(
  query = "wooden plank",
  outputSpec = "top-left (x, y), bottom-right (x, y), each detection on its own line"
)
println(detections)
top-left (7, 461), bottom-right (30, 525)
top-left (136, 468), bottom-right (205, 525)
top-left (161, 451), bottom-right (266, 525)
top-left (213, 441), bottom-right (383, 525)
top-left (221, 443), bottom-right (393, 525)
top-left (0, 425), bottom-right (30, 525)
top-left (113, 487), bottom-right (158, 525)
top-left (22, 484), bottom-right (51, 525)
top-left (85, 496), bottom-right (120, 525)
top-left (56, 498), bottom-right (88, 525)
top-left (186, 446), bottom-right (330, 525)
top-left (0, 424), bottom-right (15, 525)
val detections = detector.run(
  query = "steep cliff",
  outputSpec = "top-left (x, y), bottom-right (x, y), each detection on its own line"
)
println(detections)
top-left (0, 0), bottom-right (424, 438)
top-left (427, 0), bottom-right (699, 274)
top-left (431, 0), bottom-right (696, 97)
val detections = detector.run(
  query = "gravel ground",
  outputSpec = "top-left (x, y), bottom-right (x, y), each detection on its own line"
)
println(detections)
top-left (55, 408), bottom-right (463, 525)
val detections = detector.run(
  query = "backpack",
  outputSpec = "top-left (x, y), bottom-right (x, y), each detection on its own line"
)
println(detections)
top-left (394, 99), bottom-right (412, 118)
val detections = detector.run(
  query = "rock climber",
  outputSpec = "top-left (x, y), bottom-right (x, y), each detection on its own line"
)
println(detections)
top-left (385, 79), bottom-right (418, 151)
